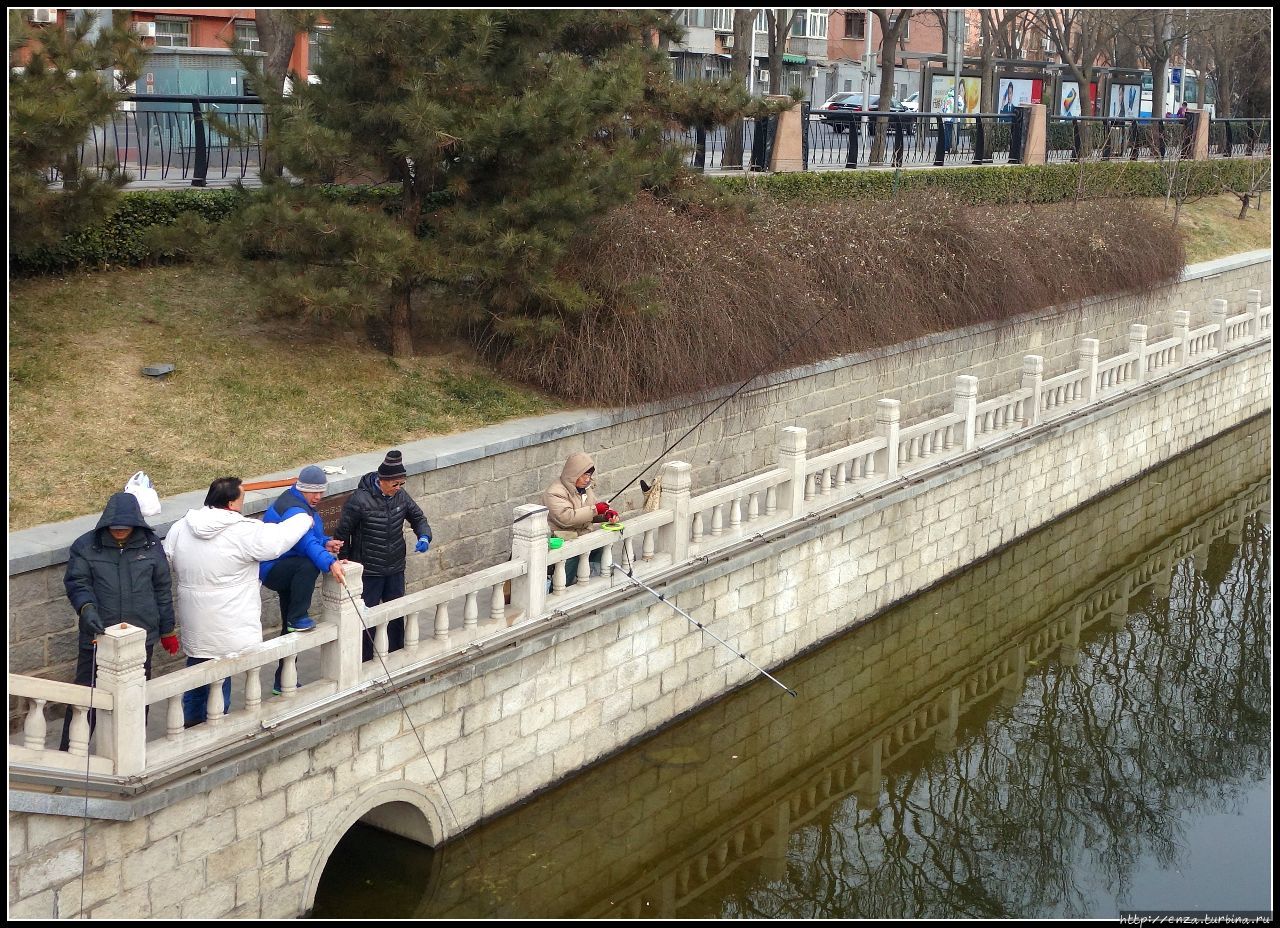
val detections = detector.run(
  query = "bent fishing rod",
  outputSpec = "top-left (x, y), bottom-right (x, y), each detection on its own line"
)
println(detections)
top-left (614, 537), bottom-right (796, 698)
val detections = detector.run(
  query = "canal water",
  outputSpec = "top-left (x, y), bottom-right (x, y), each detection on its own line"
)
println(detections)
top-left (312, 417), bottom-right (1272, 919)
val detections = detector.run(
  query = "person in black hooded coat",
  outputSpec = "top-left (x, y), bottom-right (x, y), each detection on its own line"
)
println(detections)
top-left (61, 492), bottom-right (176, 750)
top-left (333, 451), bottom-right (432, 661)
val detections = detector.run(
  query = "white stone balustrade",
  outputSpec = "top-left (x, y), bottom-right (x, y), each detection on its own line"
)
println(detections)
top-left (7, 292), bottom-right (1270, 779)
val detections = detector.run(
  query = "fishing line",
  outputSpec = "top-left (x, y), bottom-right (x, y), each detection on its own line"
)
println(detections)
top-left (337, 580), bottom-right (484, 877)
top-left (78, 638), bottom-right (98, 918)
top-left (511, 292), bottom-right (858, 529)
top-left (614, 530), bottom-right (796, 698)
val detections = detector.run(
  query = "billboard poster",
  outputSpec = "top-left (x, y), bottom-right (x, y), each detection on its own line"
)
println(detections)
top-left (998, 78), bottom-right (1036, 114)
top-left (930, 75), bottom-right (982, 114)
top-left (1109, 83), bottom-right (1141, 118)
top-left (1060, 81), bottom-right (1082, 116)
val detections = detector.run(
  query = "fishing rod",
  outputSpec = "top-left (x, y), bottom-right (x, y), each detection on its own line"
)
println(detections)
top-left (613, 539), bottom-right (796, 698)
top-left (78, 639), bottom-right (98, 918)
top-left (335, 578), bottom-right (483, 873)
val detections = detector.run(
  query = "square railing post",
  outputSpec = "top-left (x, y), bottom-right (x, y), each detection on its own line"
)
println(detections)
top-left (1079, 338), bottom-right (1100, 403)
top-left (1172, 310), bottom-right (1191, 366)
top-left (779, 426), bottom-right (808, 518)
top-left (953, 375), bottom-right (978, 448)
top-left (1246, 289), bottom-right (1261, 340)
top-left (1210, 298), bottom-right (1228, 353)
top-left (874, 400), bottom-right (901, 479)
top-left (1020, 358), bottom-right (1043, 427)
top-left (657, 461), bottom-right (692, 565)
top-left (1128, 324), bottom-right (1149, 385)
top-left (321, 560), bottom-right (364, 691)
top-left (95, 623), bottom-right (149, 776)
top-left (511, 504), bottom-right (549, 621)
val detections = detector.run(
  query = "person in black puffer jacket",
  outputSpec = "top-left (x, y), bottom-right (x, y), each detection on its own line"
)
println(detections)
top-left (333, 450), bottom-right (433, 662)
top-left (61, 492), bottom-right (176, 750)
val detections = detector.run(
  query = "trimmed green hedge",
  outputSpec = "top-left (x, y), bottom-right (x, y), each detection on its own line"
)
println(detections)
top-left (712, 157), bottom-right (1269, 205)
top-left (11, 160), bottom-right (1269, 275)
top-left (10, 183), bottom-right (406, 276)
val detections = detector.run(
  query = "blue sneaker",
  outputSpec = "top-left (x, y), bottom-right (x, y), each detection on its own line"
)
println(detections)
top-left (287, 616), bottom-right (317, 633)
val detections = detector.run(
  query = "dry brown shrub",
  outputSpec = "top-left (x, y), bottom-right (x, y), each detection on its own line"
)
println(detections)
top-left (499, 191), bottom-right (1184, 405)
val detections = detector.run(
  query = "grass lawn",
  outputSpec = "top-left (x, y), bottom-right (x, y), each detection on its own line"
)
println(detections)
top-left (8, 266), bottom-right (555, 529)
top-left (1174, 193), bottom-right (1272, 264)
top-left (7, 193), bottom-right (1270, 530)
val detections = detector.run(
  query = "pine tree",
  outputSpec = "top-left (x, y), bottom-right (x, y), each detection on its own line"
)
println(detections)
top-left (222, 9), bottom-right (721, 359)
top-left (8, 11), bottom-right (144, 254)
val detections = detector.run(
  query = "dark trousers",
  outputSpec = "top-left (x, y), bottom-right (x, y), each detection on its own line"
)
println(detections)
top-left (263, 557), bottom-right (321, 692)
top-left (182, 656), bottom-right (232, 727)
top-left (361, 571), bottom-right (406, 662)
top-left (60, 638), bottom-right (154, 751)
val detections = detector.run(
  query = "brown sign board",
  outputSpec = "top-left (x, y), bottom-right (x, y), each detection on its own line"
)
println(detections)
top-left (247, 489), bottom-right (354, 537)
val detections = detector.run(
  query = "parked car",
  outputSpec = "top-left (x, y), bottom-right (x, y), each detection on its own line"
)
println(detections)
top-left (817, 93), bottom-right (914, 135)
top-left (901, 91), bottom-right (920, 112)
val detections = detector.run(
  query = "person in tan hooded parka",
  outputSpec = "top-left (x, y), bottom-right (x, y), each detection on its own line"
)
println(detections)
top-left (543, 452), bottom-right (618, 583)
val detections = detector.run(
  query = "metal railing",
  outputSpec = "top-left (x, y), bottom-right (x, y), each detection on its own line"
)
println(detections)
top-left (48, 94), bottom-right (267, 187)
top-left (1208, 119), bottom-right (1272, 159)
top-left (669, 117), bottom-right (771, 172)
top-left (805, 111), bottom-right (1015, 170)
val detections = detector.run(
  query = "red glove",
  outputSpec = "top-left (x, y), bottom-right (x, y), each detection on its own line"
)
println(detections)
top-left (161, 633), bottom-right (181, 656)
top-left (605, 509), bottom-right (619, 522)
top-left (595, 502), bottom-right (610, 515)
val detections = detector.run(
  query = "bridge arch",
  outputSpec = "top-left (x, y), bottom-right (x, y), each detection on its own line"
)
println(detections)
top-left (304, 780), bottom-right (448, 913)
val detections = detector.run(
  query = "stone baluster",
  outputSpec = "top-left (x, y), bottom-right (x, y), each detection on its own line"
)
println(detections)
top-left (67, 707), bottom-right (91, 756)
top-left (710, 503), bottom-right (724, 536)
top-left (576, 548), bottom-right (592, 585)
top-left (691, 511), bottom-right (704, 543)
top-left (206, 674), bottom-right (226, 725)
top-left (601, 539), bottom-right (614, 578)
top-left (765, 486), bottom-right (777, 515)
top-left (748, 491), bottom-right (760, 521)
top-left (657, 461), bottom-right (692, 565)
top-left (95, 622), bottom-right (149, 775)
top-left (464, 592), bottom-right (479, 630)
top-left (1020, 357), bottom-right (1043, 427)
top-left (730, 496), bottom-right (742, 529)
top-left (245, 670), bottom-right (262, 712)
top-left (779, 426), bottom-right (808, 518)
top-left (321, 561), bottom-right (363, 692)
top-left (1246, 289), bottom-right (1261, 339)
top-left (279, 655), bottom-right (298, 696)
top-left (1210, 298), bottom-right (1228, 352)
top-left (950, 376), bottom-right (976, 451)
top-left (490, 584), bottom-right (505, 623)
top-left (643, 530), bottom-right (656, 561)
top-left (23, 698), bottom-right (47, 750)
top-left (405, 610), bottom-right (420, 651)
top-left (1078, 338), bottom-right (1099, 403)
top-left (510, 504), bottom-right (549, 621)
top-left (434, 602), bottom-right (450, 642)
top-left (374, 622), bottom-right (389, 658)
top-left (1172, 310), bottom-right (1190, 365)
top-left (166, 698), bottom-right (183, 739)
top-left (552, 560), bottom-right (567, 594)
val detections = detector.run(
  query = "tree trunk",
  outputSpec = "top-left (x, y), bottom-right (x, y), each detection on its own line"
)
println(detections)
top-left (871, 10), bottom-right (912, 164)
top-left (389, 287), bottom-right (413, 359)
top-left (254, 10), bottom-right (301, 179)
top-left (1238, 194), bottom-right (1251, 220)
top-left (724, 9), bottom-right (758, 169)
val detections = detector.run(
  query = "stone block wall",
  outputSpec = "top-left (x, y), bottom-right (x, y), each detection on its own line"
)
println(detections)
top-left (9, 339), bottom-right (1269, 920)
top-left (6, 253), bottom-right (1271, 689)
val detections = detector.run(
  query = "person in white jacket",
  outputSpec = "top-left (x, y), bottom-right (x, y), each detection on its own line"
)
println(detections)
top-left (164, 476), bottom-right (314, 727)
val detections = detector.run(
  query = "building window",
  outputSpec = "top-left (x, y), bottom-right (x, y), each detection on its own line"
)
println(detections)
top-left (234, 21), bottom-right (260, 53)
top-left (308, 27), bottom-right (330, 71)
top-left (154, 18), bottom-right (191, 48)
top-left (844, 11), bottom-right (865, 40)
top-left (807, 9), bottom-right (828, 39)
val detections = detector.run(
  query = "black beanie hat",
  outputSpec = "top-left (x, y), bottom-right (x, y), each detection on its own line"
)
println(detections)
top-left (378, 450), bottom-right (407, 480)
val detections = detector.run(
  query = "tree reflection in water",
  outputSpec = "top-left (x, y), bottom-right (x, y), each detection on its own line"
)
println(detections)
top-left (716, 510), bottom-right (1270, 919)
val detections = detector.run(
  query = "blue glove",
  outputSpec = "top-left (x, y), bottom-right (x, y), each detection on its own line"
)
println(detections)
top-left (415, 536), bottom-right (431, 553)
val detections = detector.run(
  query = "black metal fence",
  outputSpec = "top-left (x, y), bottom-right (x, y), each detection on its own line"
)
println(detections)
top-left (667, 117), bottom-right (771, 171)
top-left (48, 95), bottom-right (267, 187)
top-left (806, 111), bottom-right (1017, 169)
top-left (1045, 116), bottom-right (1196, 163)
top-left (1208, 119), bottom-right (1272, 159)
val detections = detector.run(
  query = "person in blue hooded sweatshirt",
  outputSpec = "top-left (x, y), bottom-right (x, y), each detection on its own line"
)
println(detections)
top-left (260, 465), bottom-right (346, 694)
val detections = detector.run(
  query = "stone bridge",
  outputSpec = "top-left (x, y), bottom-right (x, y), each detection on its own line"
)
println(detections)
top-left (7, 287), bottom-right (1272, 918)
